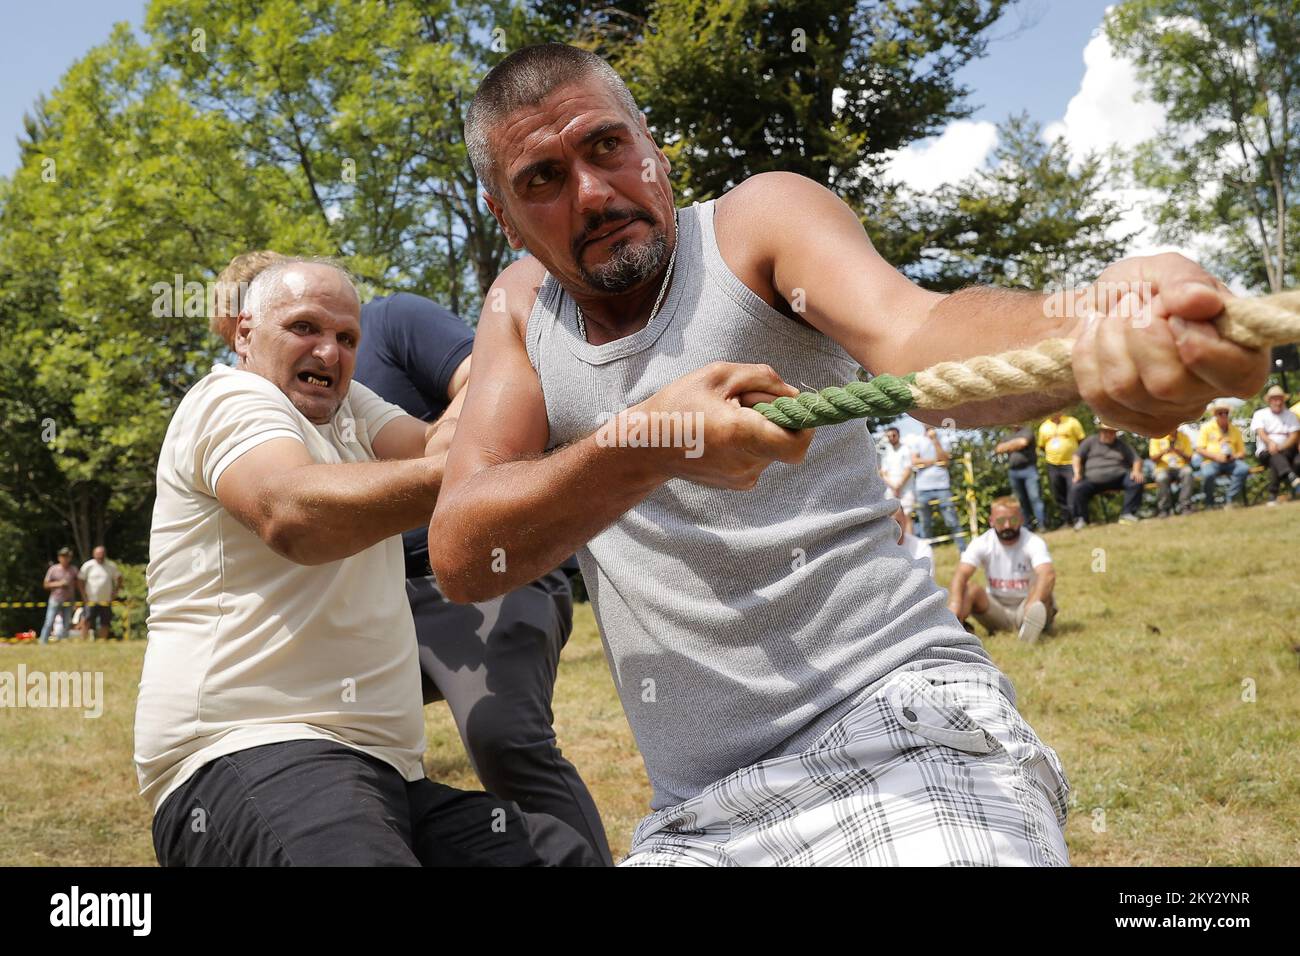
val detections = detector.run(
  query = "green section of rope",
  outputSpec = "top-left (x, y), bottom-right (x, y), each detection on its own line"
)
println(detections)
top-left (752, 373), bottom-right (918, 429)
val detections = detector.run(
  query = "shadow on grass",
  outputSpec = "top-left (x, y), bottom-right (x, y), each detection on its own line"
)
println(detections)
top-left (978, 619), bottom-right (1086, 641)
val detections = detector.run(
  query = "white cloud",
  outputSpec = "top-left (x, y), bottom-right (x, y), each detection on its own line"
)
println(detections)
top-left (1044, 27), bottom-right (1165, 164)
top-left (1042, 21), bottom-right (1215, 264)
top-left (881, 119), bottom-right (999, 193)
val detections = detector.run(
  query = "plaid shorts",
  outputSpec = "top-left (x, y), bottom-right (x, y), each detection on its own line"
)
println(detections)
top-left (621, 665), bottom-right (1070, 866)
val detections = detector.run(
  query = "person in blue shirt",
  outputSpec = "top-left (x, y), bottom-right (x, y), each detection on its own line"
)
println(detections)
top-left (356, 291), bottom-right (612, 864)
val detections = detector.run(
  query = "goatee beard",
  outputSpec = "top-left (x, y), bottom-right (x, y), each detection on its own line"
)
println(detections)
top-left (581, 231), bottom-right (668, 293)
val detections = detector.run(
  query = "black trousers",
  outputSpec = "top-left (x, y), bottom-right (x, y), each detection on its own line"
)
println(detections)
top-left (406, 569), bottom-right (613, 865)
top-left (1045, 463), bottom-right (1075, 525)
top-left (1069, 473), bottom-right (1144, 522)
top-left (153, 739), bottom-right (603, 866)
top-left (1257, 447), bottom-right (1300, 495)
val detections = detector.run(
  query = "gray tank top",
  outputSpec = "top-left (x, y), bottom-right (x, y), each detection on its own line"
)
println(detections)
top-left (526, 200), bottom-right (1008, 809)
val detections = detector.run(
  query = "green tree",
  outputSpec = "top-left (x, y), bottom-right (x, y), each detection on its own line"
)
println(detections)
top-left (871, 114), bottom-right (1137, 290)
top-left (1108, 0), bottom-right (1300, 293)
top-left (146, 0), bottom-right (517, 311)
top-left (556, 0), bottom-right (1012, 207)
top-left (0, 24), bottom-right (275, 584)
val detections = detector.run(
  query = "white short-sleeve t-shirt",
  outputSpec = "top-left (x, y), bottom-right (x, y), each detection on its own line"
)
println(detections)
top-left (960, 528), bottom-right (1052, 603)
top-left (879, 442), bottom-right (915, 495)
top-left (1250, 406), bottom-right (1300, 449)
top-left (79, 559), bottom-right (122, 604)
top-left (134, 364), bottom-right (423, 813)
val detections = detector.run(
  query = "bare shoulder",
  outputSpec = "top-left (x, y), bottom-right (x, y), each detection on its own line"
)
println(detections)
top-left (713, 172), bottom-right (847, 314)
top-left (716, 171), bottom-right (846, 234)
top-left (484, 255), bottom-right (549, 341)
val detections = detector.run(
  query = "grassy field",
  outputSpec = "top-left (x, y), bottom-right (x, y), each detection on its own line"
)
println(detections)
top-left (2, 503), bottom-right (1297, 866)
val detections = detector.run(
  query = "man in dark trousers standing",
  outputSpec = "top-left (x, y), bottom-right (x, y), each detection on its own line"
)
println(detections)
top-left (355, 291), bottom-right (612, 865)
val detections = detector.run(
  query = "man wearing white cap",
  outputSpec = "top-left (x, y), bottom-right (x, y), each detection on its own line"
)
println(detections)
top-left (1249, 385), bottom-right (1300, 505)
top-left (1197, 400), bottom-right (1251, 507)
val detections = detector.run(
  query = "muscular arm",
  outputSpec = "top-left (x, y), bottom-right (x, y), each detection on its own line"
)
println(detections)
top-left (716, 172), bottom-right (1078, 427)
top-left (216, 437), bottom-right (443, 565)
top-left (369, 352), bottom-right (472, 462)
top-left (1026, 563), bottom-right (1056, 606)
top-left (428, 261), bottom-right (809, 603)
top-left (947, 562), bottom-right (977, 615)
top-left (427, 261), bottom-right (665, 603)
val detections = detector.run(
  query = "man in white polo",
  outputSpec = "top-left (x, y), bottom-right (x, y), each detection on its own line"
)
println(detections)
top-left (948, 497), bottom-right (1057, 644)
top-left (135, 257), bottom-right (599, 866)
top-left (1250, 384), bottom-right (1300, 505)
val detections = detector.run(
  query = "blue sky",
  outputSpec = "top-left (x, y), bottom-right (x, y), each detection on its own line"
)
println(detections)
top-left (958, 0), bottom-right (1116, 128)
top-left (2, 0), bottom-right (1121, 176)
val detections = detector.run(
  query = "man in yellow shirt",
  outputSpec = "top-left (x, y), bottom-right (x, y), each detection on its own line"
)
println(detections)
top-left (1148, 428), bottom-right (1195, 516)
top-left (1197, 400), bottom-right (1250, 507)
top-left (1037, 412), bottom-right (1086, 528)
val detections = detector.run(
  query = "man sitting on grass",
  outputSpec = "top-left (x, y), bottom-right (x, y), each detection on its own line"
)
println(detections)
top-left (134, 256), bottom-right (600, 867)
top-left (948, 498), bottom-right (1056, 644)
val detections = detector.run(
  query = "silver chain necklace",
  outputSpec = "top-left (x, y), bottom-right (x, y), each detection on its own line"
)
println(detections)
top-left (576, 211), bottom-right (679, 342)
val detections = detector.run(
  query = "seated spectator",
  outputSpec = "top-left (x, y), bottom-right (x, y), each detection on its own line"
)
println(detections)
top-left (1249, 385), bottom-right (1300, 506)
top-left (1068, 421), bottom-right (1144, 528)
top-left (1148, 428), bottom-right (1195, 517)
top-left (1197, 399), bottom-right (1250, 508)
top-left (892, 508), bottom-right (933, 575)
top-left (947, 497), bottom-right (1056, 644)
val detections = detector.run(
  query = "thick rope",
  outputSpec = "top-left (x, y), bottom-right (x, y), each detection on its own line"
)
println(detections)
top-left (753, 290), bottom-right (1300, 428)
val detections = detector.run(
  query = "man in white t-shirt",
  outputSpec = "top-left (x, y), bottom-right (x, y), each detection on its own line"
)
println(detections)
top-left (878, 424), bottom-right (916, 514)
top-left (78, 545), bottom-right (123, 640)
top-left (947, 497), bottom-right (1057, 644)
top-left (1249, 384), bottom-right (1300, 505)
top-left (135, 258), bottom-right (598, 867)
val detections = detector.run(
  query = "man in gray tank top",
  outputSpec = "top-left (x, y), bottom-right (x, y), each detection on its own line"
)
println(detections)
top-left (429, 45), bottom-right (1268, 865)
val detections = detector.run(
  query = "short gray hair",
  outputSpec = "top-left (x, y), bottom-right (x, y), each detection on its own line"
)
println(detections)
top-left (242, 257), bottom-right (358, 326)
top-left (465, 43), bottom-right (642, 197)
